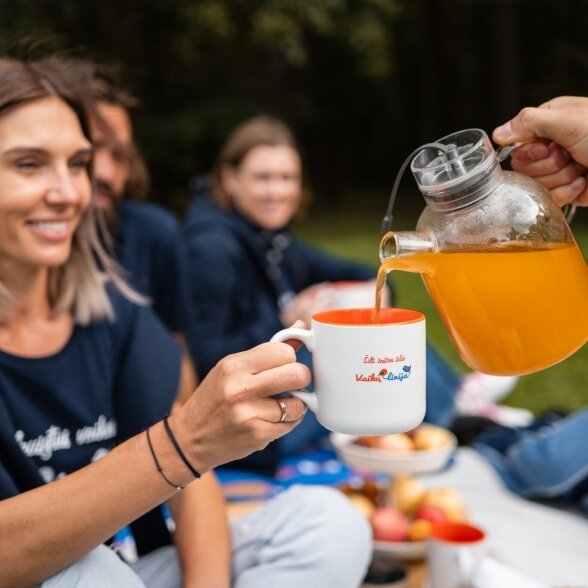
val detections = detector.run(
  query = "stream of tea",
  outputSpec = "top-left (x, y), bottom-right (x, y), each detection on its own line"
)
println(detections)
top-left (374, 242), bottom-right (588, 375)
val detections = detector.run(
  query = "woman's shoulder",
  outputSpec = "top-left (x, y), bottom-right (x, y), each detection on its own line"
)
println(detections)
top-left (183, 201), bottom-right (245, 255)
top-left (121, 200), bottom-right (180, 237)
top-left (98, 283), bottom-right (179, 359)
top-left (99, 282), bottom-right (145, 339)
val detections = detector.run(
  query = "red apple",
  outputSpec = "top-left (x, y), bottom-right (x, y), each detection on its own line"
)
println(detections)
top-left (414, 504), bottom-right (449, 524)
top-left (370, 507), bottom-right (410, 542)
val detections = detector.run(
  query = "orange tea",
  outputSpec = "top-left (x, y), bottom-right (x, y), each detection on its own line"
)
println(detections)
top-left (377, 242), bottom-right (588, 375)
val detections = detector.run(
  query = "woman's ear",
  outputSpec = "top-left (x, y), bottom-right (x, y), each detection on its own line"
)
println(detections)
top-left (220, 164), bottom-right (238, 197)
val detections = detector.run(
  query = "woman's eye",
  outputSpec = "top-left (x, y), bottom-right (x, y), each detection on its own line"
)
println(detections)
top-left (16, 160), bottom-right (40, 171)
top-left (69, 158), bottom-right (91, 171)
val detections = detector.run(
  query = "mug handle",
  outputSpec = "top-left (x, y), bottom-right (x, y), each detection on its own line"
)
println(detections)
top-left (457, 549), bottom-right (478, 583)
top-left (270, 327), bottom-right (319, 414)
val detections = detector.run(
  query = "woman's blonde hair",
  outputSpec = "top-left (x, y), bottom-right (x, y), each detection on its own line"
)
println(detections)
top-left (212, 115), bottom-right (312, 216)
top-left (0, 57), bottom-right (143, 325)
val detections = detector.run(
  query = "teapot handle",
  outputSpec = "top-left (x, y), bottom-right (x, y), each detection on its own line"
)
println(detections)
top-left (563, 201), bottom-right (577, 224)
top-left (381, 141), bottom-right (452, 235)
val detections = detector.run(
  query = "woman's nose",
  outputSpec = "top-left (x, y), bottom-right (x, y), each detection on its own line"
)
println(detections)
top-left (45, 168), bottom-right (83, 205)
top-left (93, 149), bottom-right (117, 185)
top-left (268, 177), bottom-right (290, 196)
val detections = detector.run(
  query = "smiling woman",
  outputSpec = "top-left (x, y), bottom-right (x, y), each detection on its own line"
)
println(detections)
top-left (0, 62), bottom-right (137, 327)
top-left (0, 58), bottom-right (371, 588)
top-left (0, 97), bottom-right (92, 265)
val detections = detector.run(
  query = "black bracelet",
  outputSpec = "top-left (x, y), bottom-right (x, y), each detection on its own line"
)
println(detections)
top-left (145, 426), bottom-right (184, 491)
top-left (163, 416), bottom-right (202, 479)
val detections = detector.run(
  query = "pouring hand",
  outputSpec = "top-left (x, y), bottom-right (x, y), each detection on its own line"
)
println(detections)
top-left (493, 96), bottom-right (588, 206)
top-left (511, 140), bottom-right (586, 207)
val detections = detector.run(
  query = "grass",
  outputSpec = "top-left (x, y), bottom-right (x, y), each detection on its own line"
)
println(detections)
top-left (293, 196), bottom-right (588, 415)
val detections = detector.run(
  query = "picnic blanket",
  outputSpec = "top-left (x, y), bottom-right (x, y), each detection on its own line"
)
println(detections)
top-left (219, 446), bottom-right (588, 586)
top-left (418, 448), bottom-right (588, 587)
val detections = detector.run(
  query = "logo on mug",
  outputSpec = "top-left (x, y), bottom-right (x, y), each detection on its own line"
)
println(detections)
top-left (356, 354), bottom-right (412, 383)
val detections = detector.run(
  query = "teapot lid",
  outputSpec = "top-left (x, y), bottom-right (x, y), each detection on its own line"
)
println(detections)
top-left (381, 129), bottom-right (500, 234)
top-left (411, 129), bottom-right (496, 195)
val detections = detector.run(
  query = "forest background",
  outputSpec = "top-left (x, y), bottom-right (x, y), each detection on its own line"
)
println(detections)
top-left (2, 0), bottom-right (587, 413)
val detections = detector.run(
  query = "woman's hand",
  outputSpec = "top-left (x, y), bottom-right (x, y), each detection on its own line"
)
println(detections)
top-left (172, 340), bottom-right (309, 474)
top-left (493, 96), bottom-right (588, 206)
top-left (279, 283), bottom-right (332, 327)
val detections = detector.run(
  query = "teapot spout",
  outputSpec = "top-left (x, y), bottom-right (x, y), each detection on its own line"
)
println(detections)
top-left (379, 231), bottom-right (438, 265)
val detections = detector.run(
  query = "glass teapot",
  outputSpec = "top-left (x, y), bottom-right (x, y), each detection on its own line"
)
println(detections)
top-left (379, 129), bottom-right (588, 376)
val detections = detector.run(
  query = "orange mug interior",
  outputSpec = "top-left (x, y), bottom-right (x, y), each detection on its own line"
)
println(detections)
top-left (430, 522), bottom-right (485, 544)
top-left (313, 307), bottom-right (424, 326)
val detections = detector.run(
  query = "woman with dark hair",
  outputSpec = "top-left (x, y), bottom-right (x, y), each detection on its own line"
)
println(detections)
top-left (0, 59), bottom-right (371, 588)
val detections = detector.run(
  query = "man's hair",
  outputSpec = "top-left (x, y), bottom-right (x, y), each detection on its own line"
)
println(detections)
top-left (41, 56), bottom-right (150, 200)
top-left (212, 115), bottom-right (312, 215)
top-left (0, 57), bottom-right (143, 324)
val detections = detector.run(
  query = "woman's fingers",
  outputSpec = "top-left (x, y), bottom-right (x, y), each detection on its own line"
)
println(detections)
top-left (509, 139), bottom-right (550, 164)
top-left (494, 102), bottom-right (588, 171)
top-left (243, 361), bottom-right (311, 401)
top-left (218, 341), bottom-right (296, 378)
top-left (510, 140), bottom-right (566, 174)
top-left (514, 159), bottom-right (586, 191)
top-left (510, 141), bottom-right (588, 180)
top-left (549, 176), bottom-right (588, 207)
top-left (261, 396), bottom-right (307, 424)
top-left (508, 140), bottom-right (587, 206)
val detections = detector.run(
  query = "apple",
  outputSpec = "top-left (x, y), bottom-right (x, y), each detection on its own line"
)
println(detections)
top-left (376, 433), bottom-right (415, 452)
top-left (421, 487), bottom-right (467, 522)
top-left (408, 519), bottom-right (433, 542)
top-left (346, 493), bottom-right (376, 519)
top-left (370, 507), bottom-right (410, 542)
top-left (390, 474), bottom-right (426, 516)
top-left (413, 426), bottom-right (453, 450)
top-left (414, 504), bottom-right (449, 524)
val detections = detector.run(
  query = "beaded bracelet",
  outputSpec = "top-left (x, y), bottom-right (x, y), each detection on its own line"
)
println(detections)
top-left (145, 426), bottom-right (184, 491)
top-left (163, 416), bottom-right (202, 479)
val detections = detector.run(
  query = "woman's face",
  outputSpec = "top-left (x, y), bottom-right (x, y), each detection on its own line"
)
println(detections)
top-left (223, 144), bottom-right (302, 230)
top-left (0, 96), bottom-right (92, 274)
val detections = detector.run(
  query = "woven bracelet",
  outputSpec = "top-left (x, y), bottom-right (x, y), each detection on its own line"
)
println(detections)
top-left (145, 426), bottom-right (184, 491)
top-left (163, 416), bottom-right (202, 479)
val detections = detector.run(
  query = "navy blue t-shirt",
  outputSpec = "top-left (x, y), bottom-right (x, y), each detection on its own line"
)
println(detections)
top-left (116, 200), bottom-right (190, 335)
top-left (0, 286), bottom-right (181, 551)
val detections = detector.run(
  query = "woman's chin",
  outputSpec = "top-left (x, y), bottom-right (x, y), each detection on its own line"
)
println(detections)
top-left (255, 214), bottom-right (291, 231)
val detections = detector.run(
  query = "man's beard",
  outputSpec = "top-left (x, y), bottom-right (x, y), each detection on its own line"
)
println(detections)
top-left (94, 180), bottom-right (123, 236)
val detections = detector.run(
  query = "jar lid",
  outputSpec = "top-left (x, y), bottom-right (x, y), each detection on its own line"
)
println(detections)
top-left (411, 129), bottom-right (496, 194)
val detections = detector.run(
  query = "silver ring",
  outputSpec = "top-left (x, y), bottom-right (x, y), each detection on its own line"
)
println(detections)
top-left (275, 398), bottom-right (288, 423)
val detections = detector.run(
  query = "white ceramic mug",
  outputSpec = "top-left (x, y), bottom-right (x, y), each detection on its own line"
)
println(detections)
top-left (427, 522), bottom-right (487, 588)
top-left (270, 307), bottom-right (426, 435)
top-left (321, 280), bottom-right (376, 309)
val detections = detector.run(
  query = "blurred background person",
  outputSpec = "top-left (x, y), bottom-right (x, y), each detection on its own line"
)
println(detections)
top-left (52, 57), bottom-right (197, 391)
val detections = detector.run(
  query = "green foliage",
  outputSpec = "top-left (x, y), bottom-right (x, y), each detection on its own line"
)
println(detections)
top-left (2, 0), bottom-right (588, 213)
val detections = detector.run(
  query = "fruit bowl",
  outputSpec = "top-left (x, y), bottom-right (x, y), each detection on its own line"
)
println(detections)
top-left (372, 538), bottom-right (426, 562)
top-left (330, 424), bottom-right (457, 475)
top-left (340, 475), bottom-right (468, 565)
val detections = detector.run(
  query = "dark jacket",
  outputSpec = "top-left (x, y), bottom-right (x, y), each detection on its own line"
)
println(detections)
top-left (182, 193), bottom-right (378, 378)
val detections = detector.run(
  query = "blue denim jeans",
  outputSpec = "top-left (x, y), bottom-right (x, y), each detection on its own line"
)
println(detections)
top-left (422, 343), bottom-right (461, 428)
top-left (42, 485), bottom-right (372, 588)
top-left (474, 408), bottom-right (588, 510)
